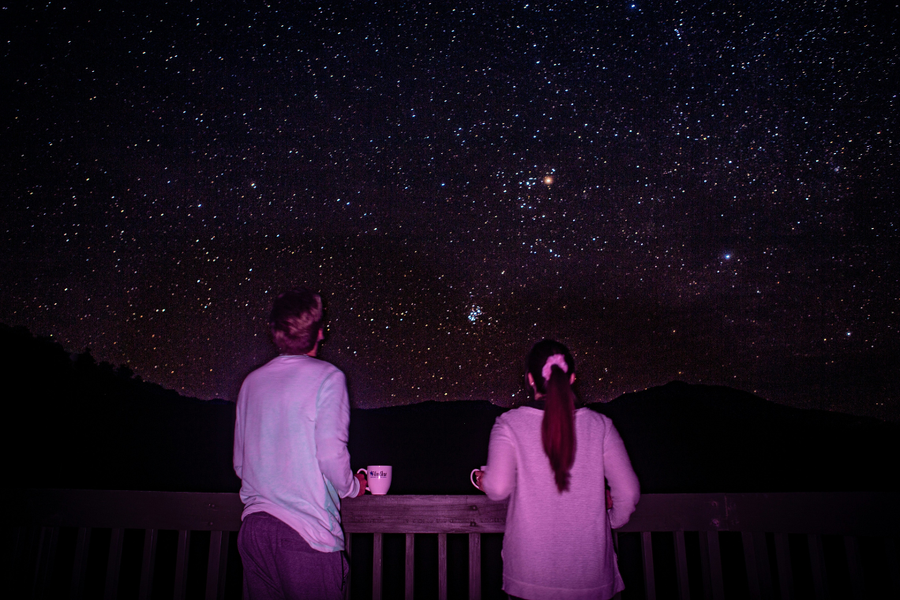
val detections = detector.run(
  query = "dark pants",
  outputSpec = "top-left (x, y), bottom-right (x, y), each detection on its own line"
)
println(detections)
top-left (238, 512), bottom-right (348, 600)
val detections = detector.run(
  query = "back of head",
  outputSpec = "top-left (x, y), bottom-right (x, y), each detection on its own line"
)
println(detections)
top-left (527, 339), bottom-right (577, 493)
top-left (269, 288), bottom-right (324, 355)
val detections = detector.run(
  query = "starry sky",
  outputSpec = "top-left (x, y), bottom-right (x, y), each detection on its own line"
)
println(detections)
top-left (3, 1), bottom-right (898, 419)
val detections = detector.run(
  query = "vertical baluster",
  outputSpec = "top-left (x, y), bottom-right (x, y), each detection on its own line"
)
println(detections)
top-left (216, 532), bottom-right (230, 600)
top-left (205, 531), bottom-right (230, 600)
top-left (344, 533), bottom-right (352, 600)
top-left (674, 531), bottom-right (690, 600)
top-left (104, 528), bottom-right (125, 600)
top-left (174, 530), bottom-right (191, 600)
top-left (35, 526), bottom-right (59, 600)
top-left (699, 531), bottom-right (712, 600)
top-left (70, 527), bottom-right (91, 600)
top-left (807, 534), bottom-right (828, 600)
top-left (774, 533), bottom-right (793, 600)
top-left (468, 533), bottom-right (481, 600)
top-left (885, 536), bottom-right (899, 597)
top-left (612, 531), bottom-right (622, 600)
top-left (706, 531), bottom-right (725, 600)
top-left (138, 529), bottom-right (158, 600)
top-left (372, 532), bottom-right (383, 600)
top-left (641, 531), bottom-right (656, 600)
top-left (741, 532), bottom-right (761, 600)
top-left (438, 533), bottom-right (447, 600)
top-left (405, 533), bottom-right (415, 600)
top-left (753, 532), bottom-right (773, 599)
top-left (844, 535), bottom-right (865, 600)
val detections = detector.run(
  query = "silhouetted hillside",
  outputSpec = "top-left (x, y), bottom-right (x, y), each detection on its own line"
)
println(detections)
top-left (2, 324), bottom-right (239, 492)
top-left (4, 324), bottom-right (899, 494)
top-left (591, 381), bottom-right (900, 493)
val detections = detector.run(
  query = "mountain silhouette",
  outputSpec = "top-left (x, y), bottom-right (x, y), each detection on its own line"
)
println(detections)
top-left (4, 324), bottom-right (898, 493)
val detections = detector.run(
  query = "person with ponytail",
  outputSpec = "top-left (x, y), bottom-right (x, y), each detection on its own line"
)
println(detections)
top-left (476, 340), bottom-right (640, 600)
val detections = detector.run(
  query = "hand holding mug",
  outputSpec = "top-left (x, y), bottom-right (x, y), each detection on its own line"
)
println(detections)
top-left (470, 466), bottom-right (487, 492)
top-left (357, 465), bottom-right (392, 495)
top-left (355, 471), bottom-right (367, 497)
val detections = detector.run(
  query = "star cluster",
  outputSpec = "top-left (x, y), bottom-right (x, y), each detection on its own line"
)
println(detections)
top-left (2, 2), bottom-right (897, 418)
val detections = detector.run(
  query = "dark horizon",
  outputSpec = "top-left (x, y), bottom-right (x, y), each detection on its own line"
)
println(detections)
top-left (3, 2), bottom-right (897, 420)
top-left (7, 320), bottom-right (900, 497)
top-left (5, 321), bottom-right (899, 425)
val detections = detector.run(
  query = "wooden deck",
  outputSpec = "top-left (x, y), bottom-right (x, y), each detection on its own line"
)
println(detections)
top-left (8, 489), bottom-right (900, 599)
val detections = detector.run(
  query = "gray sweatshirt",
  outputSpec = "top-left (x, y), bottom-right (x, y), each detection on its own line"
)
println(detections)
top-left (482, 407), bottom-right (640, 600)
top-left (234, 354), bottom-right (360, 552)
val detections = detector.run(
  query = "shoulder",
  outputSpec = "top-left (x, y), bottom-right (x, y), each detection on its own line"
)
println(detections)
top-left (243, 356), bottom-right (343, 385)
top-left (496, 406), bottom-right (542, 425)
top-left (576, 407), bottom-right (615, 429)
top-left (494, 407), bottom-right (542, 437)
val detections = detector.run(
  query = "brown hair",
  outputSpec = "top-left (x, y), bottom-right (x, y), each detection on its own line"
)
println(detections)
top-left (269, 288), bottom-right (324, 355)
top-left (527, 340), bottom-right (576, 492)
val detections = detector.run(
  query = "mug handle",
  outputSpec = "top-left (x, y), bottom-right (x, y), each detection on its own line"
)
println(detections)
top-left (470, 468), bottom-right (481, 490)
top-left (357, 468), bottom-right (369, 493)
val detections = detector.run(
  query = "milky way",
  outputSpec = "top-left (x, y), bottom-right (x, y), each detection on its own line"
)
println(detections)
top-left (2, 2), bottom-right (897, 418)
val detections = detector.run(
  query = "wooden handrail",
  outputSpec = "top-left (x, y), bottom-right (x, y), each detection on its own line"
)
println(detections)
top-left (10, 489), bottom-right (900, 600)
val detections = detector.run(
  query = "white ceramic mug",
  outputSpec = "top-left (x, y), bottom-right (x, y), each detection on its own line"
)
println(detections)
top-left (357, 465), bottom-right (392, 495)
top-left (470, 466), bottom-right (487, 490)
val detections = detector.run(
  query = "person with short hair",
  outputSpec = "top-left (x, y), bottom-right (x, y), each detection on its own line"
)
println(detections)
top-left (234, 288), bottom-right (365, 600)
top-left (475, 339), bottom-right (640, 600)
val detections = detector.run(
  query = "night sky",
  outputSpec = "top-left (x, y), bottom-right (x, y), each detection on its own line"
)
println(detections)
top-left (3, 2), bottom-right (898, 419)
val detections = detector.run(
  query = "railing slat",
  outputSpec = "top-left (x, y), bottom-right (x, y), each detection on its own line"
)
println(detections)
top-left (70, 526), bottom-right (91, 600)
top-left (205, 530), bottom-right (229, 600)
top-left (807, 534), bottom-right (828, 600)
top-left (33, 527), bottom-right (59, 598)
top-left (13, 490), bottom-right (900, 600)
top-left (753, 531), bottom-right (774, 599)
top-left (706, 531), bottom-right (725, 600)
top-left (345, 533), bottom-right (352, 600)
top-left (886, 537), bottom-right (900, 597)
top-left (372, 532), bottom-right (383, 600)
top-left (844, 535), bottom-right (865, 600)
top-left (405, 533), bottom-right (415, 600)
top-left (138, 528), bottom-right (158, 600)
top-left (774, 533), bottom-right (793, 600)
top-left (103, 528), bottom-right (124, 600)
top-left (216, 531), bottom-right (230, 600)
top-left (641, 531), bottom-right (656, 600)
top-left (741, 532), bottom-right (761, 600)
top-left (174, 530), bottom-right (191, 600)
top-left (674, 530), bottom-right (690, 600)
top-left (438, 533), bottom-right (447, 600)
top-left (469, 532), bottom-right (481, 600)
top-left (698, 529), bottom-right (712, 599)
top-left (36, 526), bottom-right (59, 600)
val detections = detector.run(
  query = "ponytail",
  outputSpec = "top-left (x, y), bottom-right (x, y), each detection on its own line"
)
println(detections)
top-left (541, 366), bottom-right (576, 492)
top-left (527, 340), bottom-right (577, 493)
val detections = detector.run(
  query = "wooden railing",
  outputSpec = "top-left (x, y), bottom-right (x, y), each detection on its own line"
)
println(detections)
top-left (8, 489), bottom-right (900, 599)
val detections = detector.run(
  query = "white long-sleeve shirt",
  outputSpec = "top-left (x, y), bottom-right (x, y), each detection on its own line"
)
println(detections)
top-left (233, 354), bottom-right (360, 552)
top-left (482, 406), bottom-right (640, 600)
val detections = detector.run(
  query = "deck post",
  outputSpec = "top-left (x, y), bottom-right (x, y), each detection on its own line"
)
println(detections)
top-left (469, 532), bottom-right (481, 600)
top-left (438, 533), bottom-right (448, 600)
top-left (405, 533), bottom-right (415, 600)
top-left (372, 532), bottom-right (383, 600)
top-left (641, 531), bottom-right (656, 600)
top-left (138, 528), bottom-right (157, 600)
